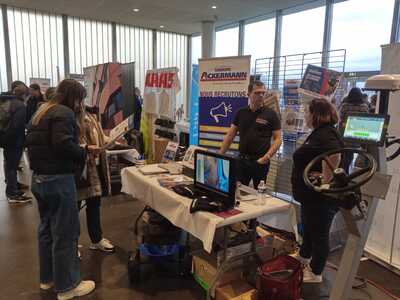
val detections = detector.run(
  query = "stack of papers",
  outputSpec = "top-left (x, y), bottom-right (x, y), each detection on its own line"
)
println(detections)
top-left (138, 165), bottom-right (168, 175)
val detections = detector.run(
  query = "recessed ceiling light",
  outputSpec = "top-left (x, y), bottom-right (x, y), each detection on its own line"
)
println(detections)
top-left (211, 5), bottom-right (217, 9)
top-left (133, 8), bottom-right (140, 12)
top-left (160, 25), bottom-right (164, 28)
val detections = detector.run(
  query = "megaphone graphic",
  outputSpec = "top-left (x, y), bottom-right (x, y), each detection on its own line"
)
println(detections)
top-left (210, 102), bottom-right (232, 123)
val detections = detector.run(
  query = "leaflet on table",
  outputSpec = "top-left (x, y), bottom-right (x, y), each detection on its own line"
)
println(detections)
top-left (162, 141), bottom-right (179, 162)
top-left (157, 174), bottom-right (193, 188)
top-left (298, 65), bottom-right (342, 101)
top-left (101, 114), bottom-right (135, 151)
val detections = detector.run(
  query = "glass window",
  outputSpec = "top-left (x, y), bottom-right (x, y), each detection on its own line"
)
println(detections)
top-left (68, 17), bottom-right (112, 74)
top-left (157, 31), bottom-right (188, 115)
top-left (191, 35), bottom-right (202, 65)
top-left (281, 6), bottom-right (325, 56)
top-left (116, 25), bottom-right (153, 91)
top-left (244, 18), bottom-right (275, 73)
top-left (331, 0), bottom-right (394, 72)
top-left (0, 8), bottom-right (8, 91)
top-left (216, 27), bottom-right (239, 57)
top-left (8, 7), bottom-right (64, 86)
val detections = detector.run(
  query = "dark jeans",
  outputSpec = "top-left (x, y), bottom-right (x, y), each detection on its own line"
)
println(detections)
top-left (238, 159), bottom-right (270, 189)
top-left (299, 200), bottom-right (338, 275)
top-left (4, 144), bottom-right (23, 196)
top-left (31, 174), bottom-right (81, 293)
top-left (82, 197), bottom-right (103, 244)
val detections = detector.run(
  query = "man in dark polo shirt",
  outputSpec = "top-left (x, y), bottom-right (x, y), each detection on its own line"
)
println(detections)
top-left (220, 81), bottom-right (282, 189)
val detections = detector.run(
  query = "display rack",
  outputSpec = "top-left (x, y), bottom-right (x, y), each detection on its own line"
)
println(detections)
top-left (254, 49), bottom-right (346, 91)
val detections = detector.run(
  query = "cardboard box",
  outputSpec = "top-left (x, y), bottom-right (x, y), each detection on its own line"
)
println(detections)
top-left (216, 280), bottom-right (257, 300)
top-left (216, 242), bottom-right (252, 267)
top-left (192, 253), bottom-right (242, 291)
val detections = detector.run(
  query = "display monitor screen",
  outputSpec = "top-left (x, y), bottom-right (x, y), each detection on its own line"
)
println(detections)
top-left (195, 152), bottom-right (230, 194)
top-left (342, 114), bottom-right (389, 145)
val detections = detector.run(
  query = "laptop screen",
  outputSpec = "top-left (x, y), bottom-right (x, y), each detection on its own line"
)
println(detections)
top-left (195, 152), bottom-right (230, 194)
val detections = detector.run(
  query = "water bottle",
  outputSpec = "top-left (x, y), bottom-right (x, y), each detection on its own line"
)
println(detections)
top-left (257, 180), bottom-right (267, 206)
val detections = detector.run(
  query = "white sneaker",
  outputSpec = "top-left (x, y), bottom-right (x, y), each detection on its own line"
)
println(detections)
top-left (290, 251), bottom-right (311, 266)
top-left (89, 238), bottom-right (115, 253)
top-left (57, 280), bottom-right (95, 300)
top-left (303, 266), bottom-right (322, 283)
top-left (40, 282), bottom-right (53, 290)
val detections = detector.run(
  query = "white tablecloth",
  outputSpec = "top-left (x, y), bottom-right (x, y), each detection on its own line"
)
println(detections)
top-left (121, 166), bottom-right (295, 252)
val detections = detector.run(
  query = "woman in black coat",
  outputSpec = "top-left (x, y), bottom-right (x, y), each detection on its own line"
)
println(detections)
top-left (291, 98), bottom-right (344, 283)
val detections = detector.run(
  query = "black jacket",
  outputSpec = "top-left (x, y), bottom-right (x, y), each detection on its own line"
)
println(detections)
top-left (26, 104), bottom-right (86, 175)
top-left (0, 92), bottom-right (26, 146)
top-left (26, 94), bottom-right (44, 123)
top-left (291, 124), bottom-right (344, 204)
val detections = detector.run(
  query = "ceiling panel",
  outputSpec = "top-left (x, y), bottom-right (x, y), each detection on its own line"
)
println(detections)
top-left (1, 0), bottom-right (321, 34)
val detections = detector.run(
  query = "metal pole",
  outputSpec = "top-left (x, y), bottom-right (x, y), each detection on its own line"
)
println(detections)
top-left (152, 29), bottom-right (157, 68)
top-left (62, 15), bottom-right (70, 78)
top-left (238, 20), bottom-right (245, 56)
top-left (2, 4), bottom-right (12, 89)
top-left (322, 0), bottom-right (334, 67)
top-left (186, 35), bottom-right (192, 119)
top-left (111, 22), bottom-right (117, 62)
top-left (272, 10), bottom-right (282, 89)
top-left (391, 0), bottom-right (400, 43)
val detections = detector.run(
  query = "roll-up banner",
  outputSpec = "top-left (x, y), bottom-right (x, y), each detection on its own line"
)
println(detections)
top-left (198, 56), bottom-right (251, 151)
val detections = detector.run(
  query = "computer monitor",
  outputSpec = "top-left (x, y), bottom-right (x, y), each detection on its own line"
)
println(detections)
top-left (341, 113), bottom-right (390, 146)
top-left (194, 150), bottom-right (237, 201)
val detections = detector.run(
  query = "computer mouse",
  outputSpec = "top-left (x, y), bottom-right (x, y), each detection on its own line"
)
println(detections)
top-left (182, 186), bottom-right (195, 198)
top-left (172, 185), bottom-right (195, 198)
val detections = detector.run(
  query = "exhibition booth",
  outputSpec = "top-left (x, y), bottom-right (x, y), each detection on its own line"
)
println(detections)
top-left (83, 44), bottom-right (400, 300)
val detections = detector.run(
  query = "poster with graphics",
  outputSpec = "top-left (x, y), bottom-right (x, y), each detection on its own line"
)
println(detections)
top-left (198, 56), bottom-right (250, 150)
top-left (143, 67), bottom-right (181, 118)
top-left (298, 65), bottom-right (342, 101)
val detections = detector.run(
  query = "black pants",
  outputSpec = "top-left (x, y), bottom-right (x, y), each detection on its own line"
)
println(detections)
top-left (299, 200), bottom-right (338, 275)
top-left (82, 197), bottom-right (103, 244)
top-left (4, 144), bottom-right (24, 196)
top-left (238, 159), bottom-right (270, 189)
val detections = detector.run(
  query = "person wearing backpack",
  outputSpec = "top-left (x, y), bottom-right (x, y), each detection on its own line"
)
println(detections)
top-left (0, 81), bottom-right (32, 203)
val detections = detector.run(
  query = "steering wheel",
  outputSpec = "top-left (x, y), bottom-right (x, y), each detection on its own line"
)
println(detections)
top-left (303, 148), bottom-right (377, 194)
top-left (386, 136), bottom-right (400, 161)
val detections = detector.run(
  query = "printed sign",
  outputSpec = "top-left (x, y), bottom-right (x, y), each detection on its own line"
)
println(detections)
top-left (190, 64), bottom-right (200, 145)
top-left (283, 79), bottom-right (301, 106)
top-left (143, 67), bottom-right (181, 118)
top-left (299, 65), bottom-right (342, 101)
top-left (29, 78), bottom-right (51, 93)
top-left (198, 56), bottom-right (251, 150)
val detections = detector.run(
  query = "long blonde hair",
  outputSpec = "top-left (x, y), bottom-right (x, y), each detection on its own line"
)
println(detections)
top-left (31, 79), bottom-right (86, 126)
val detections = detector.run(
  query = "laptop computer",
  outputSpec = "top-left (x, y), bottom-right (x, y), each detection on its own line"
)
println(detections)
top-left (175, 150), bottom-right (237, 210)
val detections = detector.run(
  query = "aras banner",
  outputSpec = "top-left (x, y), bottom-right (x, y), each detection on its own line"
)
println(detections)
top-left (143, 67), bottom-right (180, 119)
top-left (198, 56), bottom-right (250, 150)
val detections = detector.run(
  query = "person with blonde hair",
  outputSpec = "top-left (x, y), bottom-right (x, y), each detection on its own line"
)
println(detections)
top-left (44, 87), bottom-right (56, 102)
top-left (76, 105), bottom-right (115, 253)
top-left (26, 79), bottom-right (97, 299)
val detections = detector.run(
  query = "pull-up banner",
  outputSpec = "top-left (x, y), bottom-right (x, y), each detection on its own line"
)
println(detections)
top-left (198, 56), bottom-right (250, 150)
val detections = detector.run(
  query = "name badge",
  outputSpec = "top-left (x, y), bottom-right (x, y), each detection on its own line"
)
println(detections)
top-left (256, 118), bottom-right (268, 125)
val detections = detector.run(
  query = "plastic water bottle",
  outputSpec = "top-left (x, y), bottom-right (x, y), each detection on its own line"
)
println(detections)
top-left (257, 180), bottom-right (267, 206)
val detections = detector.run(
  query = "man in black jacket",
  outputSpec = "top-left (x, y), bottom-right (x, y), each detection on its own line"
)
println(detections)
top-left (1, 81), bottom-right (31, 203)
top-left (26, 83), bottom-right (44, 124)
